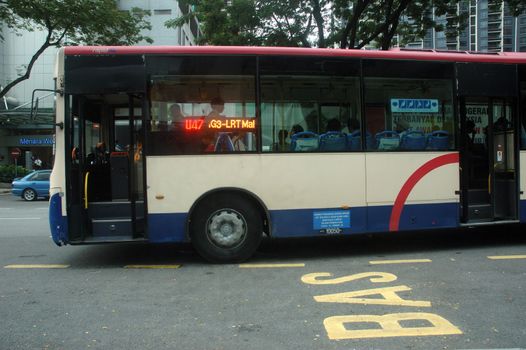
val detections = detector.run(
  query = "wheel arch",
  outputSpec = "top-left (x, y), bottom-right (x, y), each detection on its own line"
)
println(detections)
top-left (186, 187), bottom-right (271, 240)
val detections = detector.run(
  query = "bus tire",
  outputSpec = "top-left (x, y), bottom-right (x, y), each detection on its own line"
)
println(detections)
top-left (190, 194), bottom-right (263, 263)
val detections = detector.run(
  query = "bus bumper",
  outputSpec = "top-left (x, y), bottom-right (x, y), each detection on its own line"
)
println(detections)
top-left (49, 193), bottom-right (68, 246)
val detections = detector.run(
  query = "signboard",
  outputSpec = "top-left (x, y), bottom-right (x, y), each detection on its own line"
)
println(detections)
top-left (465, 104), bottom-right (488, 144)
top-left (10, 148), bottom-right (21, 159)
top-left (390, 99), bottom-right (439, 113)
top-left (19, 137), bottom-right (54, 146)
top-left (182, 117), bottom-right (257, 132)
top-left (313, 210), bottom-right (351, 230)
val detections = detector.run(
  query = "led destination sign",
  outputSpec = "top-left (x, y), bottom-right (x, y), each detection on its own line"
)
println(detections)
top-left (208, 118), bottom-right (255, 130)
top-left (183, 117), bottom-right (256, 131)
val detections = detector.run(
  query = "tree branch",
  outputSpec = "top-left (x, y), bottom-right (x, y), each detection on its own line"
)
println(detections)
top-left (355, 0), bottom-right (411, 49)
top-left (341, 0), bottom-right (370, 49)
top-left (0, 28), bottom-right (53, 99)
top-left (310, 0), bottom-right (325, 48)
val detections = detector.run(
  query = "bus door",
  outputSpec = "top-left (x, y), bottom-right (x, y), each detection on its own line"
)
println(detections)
top-left (68, 93), bottom-right (146, 242)
top-left (460, 97), bottom-right (518, 223)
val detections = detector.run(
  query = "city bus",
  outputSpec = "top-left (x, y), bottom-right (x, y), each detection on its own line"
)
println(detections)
top-left (49, 46), bottom-right (526, 262)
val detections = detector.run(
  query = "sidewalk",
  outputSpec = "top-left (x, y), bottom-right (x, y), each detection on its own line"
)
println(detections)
top-left (0, 182), bottom-right (11, 194)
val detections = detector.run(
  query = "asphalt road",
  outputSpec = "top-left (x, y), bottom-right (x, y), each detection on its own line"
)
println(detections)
top-left (1, 193), bottom-right (525, 350)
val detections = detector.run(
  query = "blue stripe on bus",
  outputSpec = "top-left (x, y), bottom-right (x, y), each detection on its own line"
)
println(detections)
top-left (146, 201), bottom-right (460, 243)
top-left (270, 202), bottom-right (459, 237)
top-left (147, 213), bottom-right (188, 243)
top-left (49, 193), bottom-right (68, 246)
top-left (395, 202), bottom-right (459, 231)
top-left (270, 207), bottom-right (367, 237)
top-left (520, 200), bottom-right (526, 223)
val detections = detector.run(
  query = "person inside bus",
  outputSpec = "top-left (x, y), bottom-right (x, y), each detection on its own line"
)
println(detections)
top-left (290, 124), bottom-right (304, 138)
top-left (342, 117), bottom-right (360, 134)
top-left (273, 129), bottom-right (289, 152)
top-left (395, 118), bottom-right (410, 134)
top-left (493, 115), bottom-right (510, 132)
top-left (95, 142), bottom-right (109, 164)
top-left (207, 97), bottom-right (225, 122)
top-left (326, 118), bottom-right (342, 132)
top-left (168, 103), bottom-right (186, 131)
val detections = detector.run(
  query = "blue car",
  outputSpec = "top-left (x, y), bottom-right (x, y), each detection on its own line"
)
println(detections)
top-left (11, 170), bottom-right (51, 201)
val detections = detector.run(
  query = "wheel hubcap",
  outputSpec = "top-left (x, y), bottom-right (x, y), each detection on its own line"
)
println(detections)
top-left (25, 190), bottom-right (35, 200)
top-left (206, 209), bottom-right (247, 248)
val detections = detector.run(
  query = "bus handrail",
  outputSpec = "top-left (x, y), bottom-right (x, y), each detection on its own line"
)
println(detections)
top-left (84, 172), bottom-right (90, 209)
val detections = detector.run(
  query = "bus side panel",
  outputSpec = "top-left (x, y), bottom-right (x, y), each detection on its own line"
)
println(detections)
top-left (269, 206), bottom-right (368, 237)
top-left (145, 154), bottom-right (367, 239)
top-left (147, 213), bottom-right (187, 243)
top-left (365, 203), bottom-right (459, 232)
top-left (366, 152), bottom-right (460, 232)
top-left (520, 151), bottom-right (526, 223)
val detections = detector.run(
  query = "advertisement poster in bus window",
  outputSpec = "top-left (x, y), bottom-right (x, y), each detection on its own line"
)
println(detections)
top-left (465, 104), bottom-right (488, 145)
top-left (390, 98), bottom-right (452, 134)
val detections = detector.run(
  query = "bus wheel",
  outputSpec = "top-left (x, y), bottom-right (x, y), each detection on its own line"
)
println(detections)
top-left (190, 194), bottom-right (263, 263)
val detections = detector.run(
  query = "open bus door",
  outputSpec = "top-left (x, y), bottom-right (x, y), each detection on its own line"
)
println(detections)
top-left (460, 97), bottom-right (519, 223)
top-left (457, 62), bottom-right (520, 225)
top-left (67, 93), bottom-right (147, 242)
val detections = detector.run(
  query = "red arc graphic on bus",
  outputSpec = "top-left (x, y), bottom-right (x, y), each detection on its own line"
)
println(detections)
top-left (389, 153), bottom-right (460, 232)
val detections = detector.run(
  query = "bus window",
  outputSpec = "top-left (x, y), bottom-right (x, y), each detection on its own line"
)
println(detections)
top-left (147, 56), bottom-right (257, 155)
top-left (364, 78), bottom-right (455, 151)
top-left (260, 57), bottom-right (361, 153)
top-left (363, 60), bottom-right (455, 151)
top-left (149, 76), bottom-right (256, 154)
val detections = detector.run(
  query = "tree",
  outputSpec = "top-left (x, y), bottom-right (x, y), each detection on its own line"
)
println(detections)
top-left (168, 0), bottom-right (525, 51)
top-left (0, 0), bottom-right (152, 99)
top-left (167, 0), bottom-right (466, 49)
top-left (166, 0), bottom-right (315, 47)
top-left (332, 0), bottom-right (467, 50)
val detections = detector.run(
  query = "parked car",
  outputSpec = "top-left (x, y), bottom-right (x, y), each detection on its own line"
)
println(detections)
top-left (11, 170), bottom-right (51, 201)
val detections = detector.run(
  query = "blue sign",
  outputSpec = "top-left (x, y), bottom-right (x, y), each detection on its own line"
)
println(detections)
top-left (391, 99), bottom-right (439, 113)
top-left (313, 210), bottom-right (351, 230)
top-left (19, 137), bottom-right (54, 146)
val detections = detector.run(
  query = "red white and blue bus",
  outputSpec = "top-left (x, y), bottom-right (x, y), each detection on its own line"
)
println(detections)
top-left (49, 46), bottom-right (526, 262)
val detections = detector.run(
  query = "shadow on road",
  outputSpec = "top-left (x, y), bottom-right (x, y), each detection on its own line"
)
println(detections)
top-left (53, 224), bottom-right (526, 267)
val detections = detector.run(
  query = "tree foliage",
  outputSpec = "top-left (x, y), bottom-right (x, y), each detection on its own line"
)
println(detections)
top-left (169, 0), bottom-right (524, 50)
top-left (0, 0), bottom-right (152, 99)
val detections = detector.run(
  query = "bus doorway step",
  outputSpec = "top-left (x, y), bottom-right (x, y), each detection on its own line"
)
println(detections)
top-left (81, 236), bottom-right (147, 244)
top-left (467, 203), bottom-right (492, 221)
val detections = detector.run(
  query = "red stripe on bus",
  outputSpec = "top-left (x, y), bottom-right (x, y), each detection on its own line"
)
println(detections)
top-left (63, 46), bottom-right (526, 64)
top-left (389, 153), bottom-right (459, 232)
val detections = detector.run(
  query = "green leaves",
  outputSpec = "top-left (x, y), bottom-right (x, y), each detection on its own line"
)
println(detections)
top-left (170, 0), bottom-right (523, 50)
top-left (0, 0), bottom-right (152, 99)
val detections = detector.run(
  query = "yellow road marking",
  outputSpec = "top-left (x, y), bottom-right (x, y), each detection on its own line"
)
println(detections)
top-left (239, 263), bottom-right (305, 268)
top-left (488, 255), bottom-right (526, 260)
top-left (369, 259), bottom-right (432, 265)
top-left (124, 264), bottom-right (182, 269)
top-left (4, 264), bottom-right (70, 269)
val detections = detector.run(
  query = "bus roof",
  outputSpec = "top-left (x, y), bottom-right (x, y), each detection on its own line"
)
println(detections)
top-left (63, 46), bottom-right (526, 64)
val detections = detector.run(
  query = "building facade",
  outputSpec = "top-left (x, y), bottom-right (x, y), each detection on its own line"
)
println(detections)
top-left (0, 0), bottom-right (199, 170)
top-left (402, 0), bottom-right (526, 53)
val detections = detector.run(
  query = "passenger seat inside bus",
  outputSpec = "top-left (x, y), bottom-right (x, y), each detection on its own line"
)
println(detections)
top-left (290, 131), bottom-right (319, 151)
top-left (400, 130), bottom-right (426, 150)
top-left (426, 130), bottom-right (449, 150)
top-left (349, 130), bottom-right (373, 150)
top-left (319, 131), bottom-right (348, 151)
top-left (375, 130), bottom-right (400, 150)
